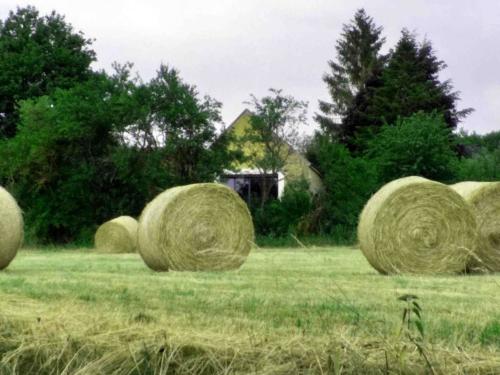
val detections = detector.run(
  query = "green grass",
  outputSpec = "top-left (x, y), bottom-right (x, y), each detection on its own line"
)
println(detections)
top-left (255, 232), bottom-right (355, 247)
top-left (0, 247), bottom-right (499, 374)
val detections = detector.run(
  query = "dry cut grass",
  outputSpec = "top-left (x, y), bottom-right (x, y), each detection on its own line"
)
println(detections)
top-left (0, 247), bottom-right (499, 374)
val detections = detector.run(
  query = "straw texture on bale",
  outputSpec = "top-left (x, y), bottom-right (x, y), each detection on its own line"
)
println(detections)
top-left (94, 216), bottom-right (138, 253)
top-left (451, 181), bottom-right (500, 272)
top-left (358, 176), bottom-right (477, 274)
top-left (0, 187), bottom-right (23, 270)
top-left (138, 183), bottom-right (254, 271)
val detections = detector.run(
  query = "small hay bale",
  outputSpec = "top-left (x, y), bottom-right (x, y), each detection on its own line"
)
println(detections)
top-left (138, 183), bottom-right (254, 271)
top-left (451, 181), bottom-right (500, 272)
top-left (0, 186), bottom-right (23, 270)
top-left (94, 216), bottom-right (138, 253)
top-left (358, 176), bottom-right (477, 274)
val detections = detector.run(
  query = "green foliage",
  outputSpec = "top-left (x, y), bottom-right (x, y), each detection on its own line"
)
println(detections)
top-left (455, 130), bottom-right (500, 181)
top-left (0, 6), bottom-right (95, 138)
top-left (366, 112), bottom-right (458, 182)
top-left (128, 64), bottom-right (233, 185)
top-left (343, 29), bottom-right (471, 152)
top-left (458, 130), bottom-right (500, 155)
top-left (244, 88), bottom-right (308, 206)
top-left (456, 149), bottom-right (500, 181)
top-left (308, 12), bottom-right (474, 240)
top-left (245, 88), bottom-right (308, 172)
top-left (0, 60), bottom-right (236, 243)
top-left (473, 131), bottom-right (500, 153)
top-left (398, 294), bottom-right (424, 339)
top-left (307, 135), bottom-right (379, 233)
top-left (0, 72), bottom-right (141, 242)
top-left (397, 295), bottom-right (436, 374)
top-left (316, 8), bottom-right (385, 138)
top-left (251, 180), bottom-right (312, 237)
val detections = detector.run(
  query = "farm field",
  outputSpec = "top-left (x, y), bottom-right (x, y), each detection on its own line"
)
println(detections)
top-left (0, 247), bottom-right (499, 374)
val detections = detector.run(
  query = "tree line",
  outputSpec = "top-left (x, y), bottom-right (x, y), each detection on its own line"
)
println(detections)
top-left (298, 9), bottom-right (498, 239)
top-left (0, 6), bottom-right (497, 244)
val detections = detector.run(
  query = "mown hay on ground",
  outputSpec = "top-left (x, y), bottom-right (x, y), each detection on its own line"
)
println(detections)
top-left (358, 176), bottom-right (477, 274)
top-left (451, 181), bottom-right (500, 272)
top-left (138, 183), bottom-right (254, 271)
top-left (94, 216), bottom-right (138, 253)
top-left (0, 186), bottom-right (23, 270)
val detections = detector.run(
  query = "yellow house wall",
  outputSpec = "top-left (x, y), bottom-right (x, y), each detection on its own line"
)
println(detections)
top-left (227, 112), bottom-right (263, 170)
top-left (227, 111), bottom-right (323, 194)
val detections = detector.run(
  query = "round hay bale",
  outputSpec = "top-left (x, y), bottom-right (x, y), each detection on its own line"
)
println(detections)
top-left (138, 183), bottom-right (254, 271)
top-left (94, 216), bottom-right (138, 253)
top-left (451, 181), bottom-right (500, 272)
top-left (0, 186), bottom-right (23, 270)
top-left (358, 176), bottom-right (477, 274)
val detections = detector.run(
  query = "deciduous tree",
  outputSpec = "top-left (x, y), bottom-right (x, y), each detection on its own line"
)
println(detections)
top-left (245, 88), bottom-right (308, 207)
top-left (0, 6), bottom-right (95, 138)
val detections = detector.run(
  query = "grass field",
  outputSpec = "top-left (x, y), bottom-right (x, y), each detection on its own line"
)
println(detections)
top-left (0, 247), bottom-right (499, 374)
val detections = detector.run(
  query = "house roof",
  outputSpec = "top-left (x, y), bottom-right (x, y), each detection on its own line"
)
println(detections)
top-left (224, 108), bottom-right (253, 134)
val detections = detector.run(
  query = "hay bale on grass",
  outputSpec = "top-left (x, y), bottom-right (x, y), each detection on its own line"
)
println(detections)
top-left (358, 176), bottom-right (477, 274)
top-left (451, 181), bottom-right (500, 272)
top-left (94, 216), bottom-right (138, 253)
top-left (138, 183), bottom-right (254, 271)
top-left (0, 186), bottom-right (23, 270)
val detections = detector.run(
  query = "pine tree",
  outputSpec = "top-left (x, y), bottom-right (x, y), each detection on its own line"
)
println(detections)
top-left (315, 9), bottom-right (385, 140)
top-left (343, 29), bottom-right (473, 153)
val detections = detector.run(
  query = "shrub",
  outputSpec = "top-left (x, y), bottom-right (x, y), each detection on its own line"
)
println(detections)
top-left (455, 148), bottom-right (500, 181)
top-left (251, 180), bottom-right (312, 237)
top-left (366, 111), bottom-right (458, 182)
top-left (307, 135), bottom-right (379, 234)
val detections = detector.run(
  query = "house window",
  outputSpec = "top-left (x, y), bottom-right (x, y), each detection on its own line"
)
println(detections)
top-left (221, 173), bottom-right (279, 205)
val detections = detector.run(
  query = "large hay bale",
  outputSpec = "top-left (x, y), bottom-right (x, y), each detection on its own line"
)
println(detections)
top-left (358, 176), bottom-right (477, 274)
top-left (0, 187), bottom-right (23, 270)
top-left (451, 181), bottom-right (500, 272)
top-left (138, 183), bottom-right (254, 271)
top-left (94, 216), bottom-right (138, 253)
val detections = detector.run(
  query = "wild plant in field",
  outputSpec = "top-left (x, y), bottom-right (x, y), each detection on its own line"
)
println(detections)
top-left (397, 294), bottom-right (436, 375)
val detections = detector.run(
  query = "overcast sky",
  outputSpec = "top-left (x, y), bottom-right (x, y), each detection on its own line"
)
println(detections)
top-left (1, 1), bottom-right (499, 134)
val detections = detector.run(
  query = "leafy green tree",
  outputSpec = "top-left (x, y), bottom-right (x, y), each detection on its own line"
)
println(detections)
top-left (244, 88), bottom-right (308, 207)
top-left (0, 6), bottom-right (95, 138)
top-left (308, 135), bottom-right (379, 233)
top-left (366, 112), bottom-right (458, 182)
top-left (126, 64), bottom-right (234, 185)
top-left (0, 61), bottom-right (236, 243)
top-left (315, 8), bottom-right (385, 140)
top-left (0, 71), bottom-right (138, 243)
top-left (343, 30), bottom-right (472, 152)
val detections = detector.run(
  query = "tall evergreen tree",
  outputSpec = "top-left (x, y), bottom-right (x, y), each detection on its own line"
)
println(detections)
top-left (315, 8), bottom-right (385, 140)
top-left (343, 29), bottom-right (472, 152)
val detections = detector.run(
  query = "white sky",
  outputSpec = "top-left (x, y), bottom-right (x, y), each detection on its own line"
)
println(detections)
top-left (1, 0), bottom-right (499, 134)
